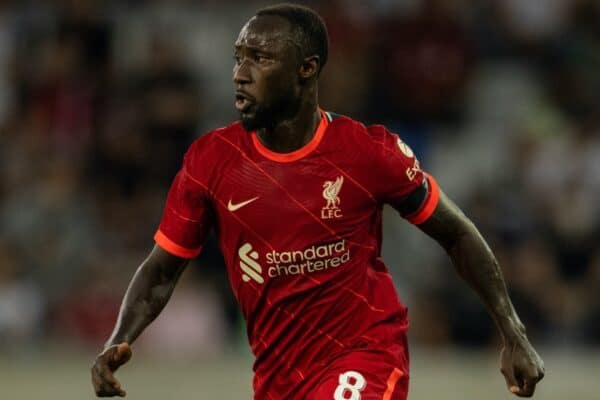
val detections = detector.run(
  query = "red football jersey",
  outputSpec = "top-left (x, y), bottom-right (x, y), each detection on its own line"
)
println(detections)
top-left (154, 110), bottom-right (439, 399)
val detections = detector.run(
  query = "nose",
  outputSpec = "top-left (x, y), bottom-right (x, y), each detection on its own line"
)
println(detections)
top-left (233, 60), bottom-right (251, 85)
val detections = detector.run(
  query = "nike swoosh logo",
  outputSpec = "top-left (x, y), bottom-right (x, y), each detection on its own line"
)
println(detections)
top-left (227, 196), bottom-right (259, 212)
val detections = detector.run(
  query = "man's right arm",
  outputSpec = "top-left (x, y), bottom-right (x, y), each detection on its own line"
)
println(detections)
top-left (91, 244), bottom-right (188, 397)
top-left (105, 245), bottom-right (188, 347)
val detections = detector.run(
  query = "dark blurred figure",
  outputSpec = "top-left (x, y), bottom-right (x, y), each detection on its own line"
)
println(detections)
top-left (369, 0), bottom-right (473, 126)
top-left (91, 33), bottom-right (201, 197)
top-left (0, 243), bottom-right (44, 349)
top-left (317, 1), bottom-right (373, 120)
top-left (136, 35), bottom-right (202, 186)
top-left (522, 119), bottom-right (600, 281)
top-left (506, 240), bottom-right (567, 344)
top-left (57, 0), bottom-right (112, 76)
top-left (580, 250), bottom-right (600, 345)
top-left (11, 0), bottom-right (112, 158)
top-left (543, 0), bottom-right (600, 120)
top-left (52, 258), bottom-right (123, 347)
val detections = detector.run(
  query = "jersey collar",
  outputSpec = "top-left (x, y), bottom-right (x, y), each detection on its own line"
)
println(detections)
top-left (251, 109), bottom-right (329, 163)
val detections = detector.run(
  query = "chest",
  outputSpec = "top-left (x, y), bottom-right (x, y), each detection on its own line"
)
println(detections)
top-left (210, 156), bottom-right (376, 243)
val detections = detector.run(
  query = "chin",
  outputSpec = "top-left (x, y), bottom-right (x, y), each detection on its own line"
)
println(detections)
top-left (240, 108), bottom-right (269, 132)
top-left (240, 114), bottom-right (260, 132)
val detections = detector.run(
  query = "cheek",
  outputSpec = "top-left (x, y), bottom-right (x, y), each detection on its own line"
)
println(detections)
top-left (265, 71), bottom-right (297, 103)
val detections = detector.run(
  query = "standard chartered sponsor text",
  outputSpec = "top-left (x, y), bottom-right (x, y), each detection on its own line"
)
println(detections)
top-left (266, 239), bottom-right (350, 277)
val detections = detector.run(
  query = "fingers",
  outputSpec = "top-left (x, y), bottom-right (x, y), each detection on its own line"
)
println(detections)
top-left (97, 385), bottom-right (127, 397)
top-left (504, 367), bottom-right (544, 398)
top-left (500, 340), bottom-right (545, 398)
top-left (91, 363), bottom-right (127, 397)
top-left (99, 367), bottom-right (119, 387)
top-left (97, 381), bottom-right (127, 397)
top-left (500, 365), bottom-right (520, 395)
top-left (91, 344), bottom-right (132, 397)
top-left (510, 377), bottom-right (540, 397)
top-left (521, 378), bottom-right (538, 397)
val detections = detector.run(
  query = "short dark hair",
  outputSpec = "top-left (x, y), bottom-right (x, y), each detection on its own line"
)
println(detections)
top-left (256, 3), bottom-right (329, 75)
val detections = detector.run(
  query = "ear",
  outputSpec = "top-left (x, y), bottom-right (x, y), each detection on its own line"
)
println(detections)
top-left (299, 55), bottom-right (320, 81)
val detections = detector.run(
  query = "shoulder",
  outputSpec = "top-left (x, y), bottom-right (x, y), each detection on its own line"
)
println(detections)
top-left (325, 112), bottom-right (401, 155)
top-left (187, 121), bottom-right (246, 158)
top-left (183, 121), bottom-right (246, 178)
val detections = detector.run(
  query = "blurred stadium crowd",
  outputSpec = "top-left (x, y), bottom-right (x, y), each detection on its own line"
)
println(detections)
top-left (0, 0), bottom-right (598, 356)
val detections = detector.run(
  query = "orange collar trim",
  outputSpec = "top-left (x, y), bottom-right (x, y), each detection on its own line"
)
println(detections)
top-left (251, 110), bottom-right (329, 163)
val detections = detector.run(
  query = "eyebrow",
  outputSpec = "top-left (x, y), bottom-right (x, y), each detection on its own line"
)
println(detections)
top-left (234, 37), bottom-right (300, 54)
top-left (233, 45), bottom-right (277, 56)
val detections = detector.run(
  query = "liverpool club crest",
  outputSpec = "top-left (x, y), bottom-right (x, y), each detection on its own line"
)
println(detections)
top-left (321, 176), bottom-right (344, 219)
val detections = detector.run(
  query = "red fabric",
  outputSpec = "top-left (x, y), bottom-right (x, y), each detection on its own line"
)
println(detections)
top-left (155, 114), bottom-right (436, 399)
top-left (154, 229), bottom-right (202, 259)
top-left (304, 343), bottom-right (409, 400)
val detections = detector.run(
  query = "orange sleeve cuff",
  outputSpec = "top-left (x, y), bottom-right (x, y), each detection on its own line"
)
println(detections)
top-left (405, 174), bottom-right (440, 225)
top-left (154, 230), bottom-right (202, 259)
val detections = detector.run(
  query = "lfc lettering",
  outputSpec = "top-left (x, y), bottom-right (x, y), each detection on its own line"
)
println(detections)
top-left (321, 208), bottom-right (342, 219)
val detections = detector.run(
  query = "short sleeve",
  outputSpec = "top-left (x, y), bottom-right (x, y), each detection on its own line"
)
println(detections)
top-left (368, 125), bottom-right (440, 225)
top-left (154, 148), bottom-right (213, 259)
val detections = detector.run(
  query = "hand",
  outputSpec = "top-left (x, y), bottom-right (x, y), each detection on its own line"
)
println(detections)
top-left (91, 342), bottom-right (132, 397)
top-left (500, 338), bottom-right (545, 397)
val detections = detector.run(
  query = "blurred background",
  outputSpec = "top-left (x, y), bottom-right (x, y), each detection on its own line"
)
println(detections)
top-left (0, 0), bottom-right (599, 399)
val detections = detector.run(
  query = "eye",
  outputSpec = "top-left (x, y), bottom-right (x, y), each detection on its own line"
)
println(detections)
top-left (254, 54), bottom-right (269, 63)
top-left (233, 55), bottom-right (242, 65)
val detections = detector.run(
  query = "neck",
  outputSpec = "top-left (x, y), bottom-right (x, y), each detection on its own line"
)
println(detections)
top-left (256, 93), bottom-right (321, 154)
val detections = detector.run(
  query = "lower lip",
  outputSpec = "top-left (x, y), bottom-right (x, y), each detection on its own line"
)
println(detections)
top-left (235, 98), bottom-right (252, 112)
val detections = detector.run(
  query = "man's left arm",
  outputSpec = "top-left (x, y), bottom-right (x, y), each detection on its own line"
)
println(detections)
top-left (417, 188), bottom-right (545, 398)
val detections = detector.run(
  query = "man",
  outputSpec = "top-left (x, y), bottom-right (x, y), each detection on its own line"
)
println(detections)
top-left (91, 4), bottom-right (544, 399)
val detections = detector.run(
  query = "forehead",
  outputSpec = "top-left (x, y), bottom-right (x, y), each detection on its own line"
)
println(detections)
top-left (235, 15), bottom-right (294, 51)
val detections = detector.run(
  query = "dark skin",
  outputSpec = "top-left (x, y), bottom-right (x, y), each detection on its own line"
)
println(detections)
top-left (92, 14), bottom-right (544, 398)
top-left (91, 246), bottom-right (187, 397)
top-left (233, 15), bottom-right (321, 152)
top-left (418, 191), bottom-right (545, 397)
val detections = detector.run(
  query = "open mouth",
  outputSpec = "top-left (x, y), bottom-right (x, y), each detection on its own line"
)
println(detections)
top-left (235, 91), bottom-right (254, 113)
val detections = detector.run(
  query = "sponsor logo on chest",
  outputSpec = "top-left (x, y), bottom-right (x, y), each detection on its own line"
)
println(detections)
top-left (237, 240), bottom-right (350, 284)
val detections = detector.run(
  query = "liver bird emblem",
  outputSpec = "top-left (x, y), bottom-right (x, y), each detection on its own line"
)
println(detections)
top-left (322, 176), bottom-right (344, 209)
